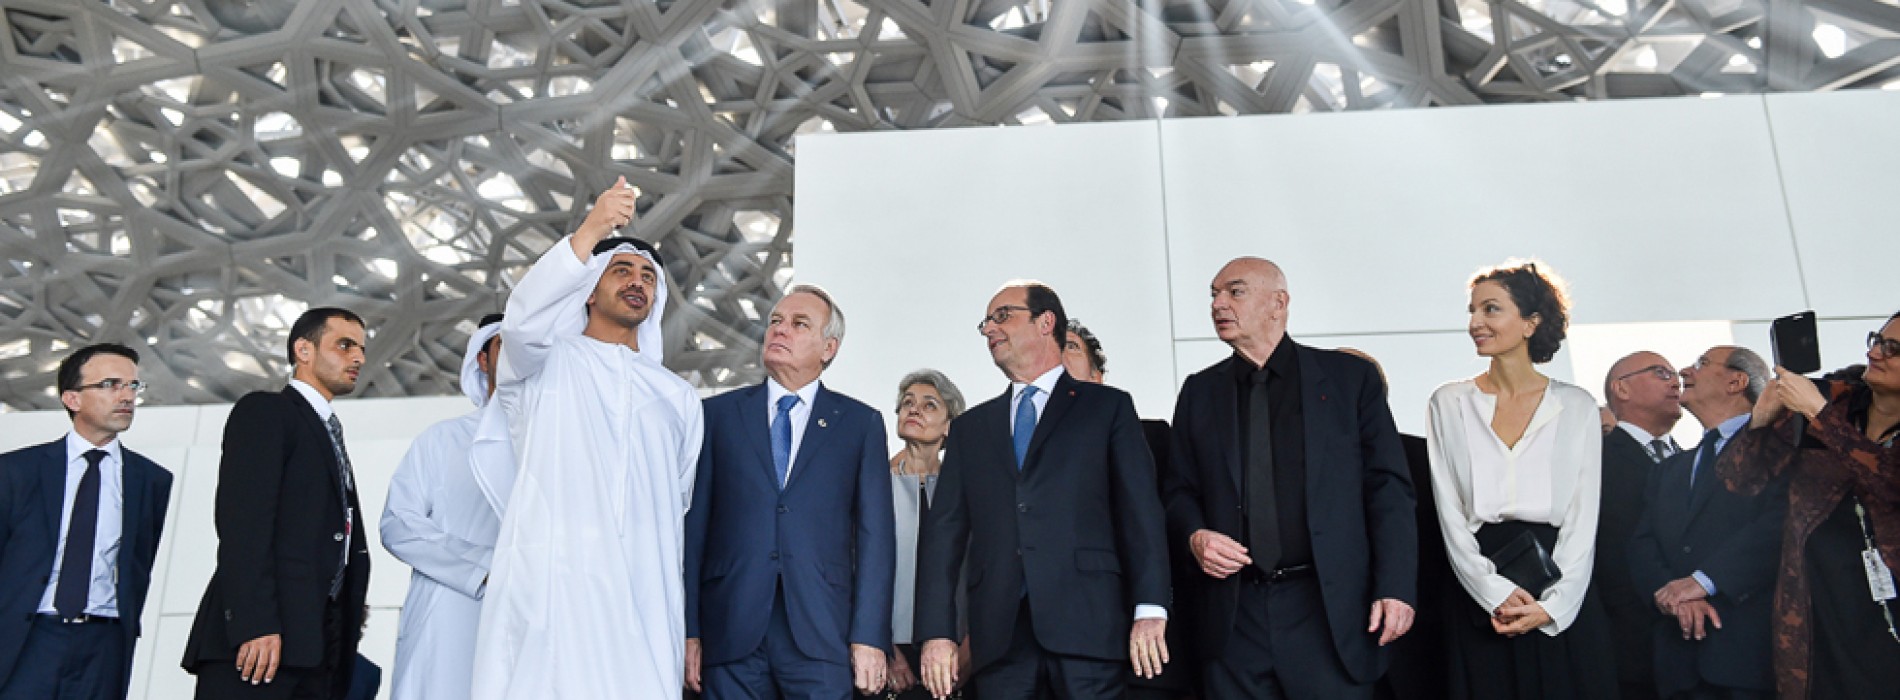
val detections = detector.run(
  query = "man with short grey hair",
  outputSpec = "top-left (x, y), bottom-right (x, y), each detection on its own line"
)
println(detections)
top-left (685, 284), bottom-right (895, 698)
top-left (1629, 346), bottom-right (1782, 700)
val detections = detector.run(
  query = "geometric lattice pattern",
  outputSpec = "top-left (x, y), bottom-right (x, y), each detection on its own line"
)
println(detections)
top-left (2, 0), bottom-right (1896, 410)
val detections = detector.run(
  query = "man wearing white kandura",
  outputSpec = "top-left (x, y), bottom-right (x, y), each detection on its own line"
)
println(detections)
top-left (468, 178), bottom-right (705, 700)
top-left (381, 313), bottom-right (504, 700)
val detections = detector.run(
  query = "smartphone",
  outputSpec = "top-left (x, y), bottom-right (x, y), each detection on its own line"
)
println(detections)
top-left (1770, 310), bottom-right (1821, 375)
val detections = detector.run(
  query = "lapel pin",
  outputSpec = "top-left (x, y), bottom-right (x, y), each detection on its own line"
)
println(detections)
top-left (817, 418), bottom-right (828, 428)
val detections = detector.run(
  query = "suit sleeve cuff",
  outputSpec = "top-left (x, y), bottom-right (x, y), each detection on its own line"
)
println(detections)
top-left (1133, 604), bottom-right (1167, 621)
top-left (1693, 571), bottom-right (1717, 596)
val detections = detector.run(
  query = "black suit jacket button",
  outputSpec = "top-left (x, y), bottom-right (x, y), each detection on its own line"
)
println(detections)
top-left (224, 610), bottom-right (233, 621)
top-left (1018, 503), bottom-right (1028, 513)
top-left (1682, 545), bottom-right (1692, 554)
top-left (777, 505), bottom-right (788, 514)
top-left (334, 533), bottom-right (345, 542)
top-left (769, 551), bottom-right (779, 560)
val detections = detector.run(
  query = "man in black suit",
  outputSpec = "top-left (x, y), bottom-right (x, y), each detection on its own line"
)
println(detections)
top-left (1161, 257), bottom-right (1415, 700)
top-left (916, 282), bottom-right (1171, 699)
top-left (0, 344), bottom-right (174, 699)
top-left (182, 307), bottom-right (373, 700)
top-left (1629, 346), bottom-right (1782, 700)
top-left (1600, 350), bottom-right (1686, 700)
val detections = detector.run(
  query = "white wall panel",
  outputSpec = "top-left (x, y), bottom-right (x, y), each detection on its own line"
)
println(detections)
top-left (796, 121), bottom-right (1180, 423)
top-left (1764, 90), bottom-right (1900, 318)
top-left (1157, 97), bottom-right (1806, 338)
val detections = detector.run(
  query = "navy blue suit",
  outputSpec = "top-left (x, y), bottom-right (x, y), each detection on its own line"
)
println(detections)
top-left (0, 438), bottom-right (173, 698)
top-left (685, 382), bottom-right (895, 696)
top-left (1629, 436), bottom-right (1784, 697)
top-left (915, 371), bottom-right (1171, 697)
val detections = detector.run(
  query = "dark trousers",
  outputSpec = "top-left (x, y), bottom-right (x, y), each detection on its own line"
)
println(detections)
top-left (973, 600), bottom-right (1125, 700)
top-left (0, 616), bottom-right (127, 700)
top-left (1669, 686), bottom-right (1769, 700)
top-left (193, 599), bottom-right (352, 700)
top-left (1203, 574), bottom-right (1370, 700)
top-left (703, 585), bottom-right (852, 699)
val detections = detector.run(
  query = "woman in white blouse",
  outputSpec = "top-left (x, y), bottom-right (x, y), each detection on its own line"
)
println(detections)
top-left (1427, 261), bottom-right (1617, 699)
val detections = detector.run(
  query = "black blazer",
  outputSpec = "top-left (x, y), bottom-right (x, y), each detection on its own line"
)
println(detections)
top-left (1597, 429), bottom-right (1658, 686)
top-left (182, 387), bottom-right (371, 673)
top-left (914, 371), bottom-right (1170, 672)
top-left (0, 439), bottom-right (172, 697)
top-left (1628, 437), bottom-right (1784, 695)
top-left (1160, 343), bottom-right (1416, 684)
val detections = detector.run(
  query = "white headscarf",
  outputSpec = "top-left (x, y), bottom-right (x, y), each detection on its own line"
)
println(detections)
top-left (461, 321), bottom-right (503, 408)
top-left (561, 240), bottom-right (669, 363)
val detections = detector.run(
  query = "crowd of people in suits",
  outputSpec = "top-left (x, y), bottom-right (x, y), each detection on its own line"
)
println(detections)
top-left (1, 184), bottom-right (1896, 700)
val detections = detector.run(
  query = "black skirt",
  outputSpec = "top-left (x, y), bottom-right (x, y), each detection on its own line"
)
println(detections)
top-left (1446, 521), bottom-right (1619, 700)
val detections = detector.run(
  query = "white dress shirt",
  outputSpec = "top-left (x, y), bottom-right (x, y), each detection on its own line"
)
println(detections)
top-left (1616, 421), bottom-right (1680, 461)
top-left (38, 432), bottom-right (125, 617)
top-left (1007, 365), bottom-right (1064, 438)
top-left (1428, 378), bottom-right (1603, 635)
top-left (289, 377), bottom-right (334, 422)
top-left (1010, 364), bottom-right (1165, 621)
top-left (765, 378), bottom-right (821, 485)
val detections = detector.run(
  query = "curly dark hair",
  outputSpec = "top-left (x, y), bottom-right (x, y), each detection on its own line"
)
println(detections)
top-left (1469, 260), bottom-right (1571, 364)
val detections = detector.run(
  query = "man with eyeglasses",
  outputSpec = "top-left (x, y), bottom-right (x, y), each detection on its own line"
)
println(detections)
top-left (1629, 346), bottom-right (1782, 700)
top-left (0, 344), bottom-right (173, 699)
top-left (914, 282), bottom-right (1171, 699)
top-left (1598, 351), bottom-right (1687, 700)
top-left (183, 307), bottom-right (374, 700)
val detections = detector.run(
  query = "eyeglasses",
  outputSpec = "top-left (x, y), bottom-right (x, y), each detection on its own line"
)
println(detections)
top-left (74, 378), bottom-right (146, 394)
top-left (1871, 332), bottom-right (1900, 360)
top-left (976, 305), bottom-right (1032, 332)
top-left (1615, 364), bottom-right (1679, 384)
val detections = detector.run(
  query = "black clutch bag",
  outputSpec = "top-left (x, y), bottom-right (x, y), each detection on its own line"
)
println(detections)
top-left (1488, 530), bottom-right (1562, 599)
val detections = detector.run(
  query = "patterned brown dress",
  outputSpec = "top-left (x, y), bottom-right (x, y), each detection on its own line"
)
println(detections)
top-left (1716, 381), bottom-right (1900, 699)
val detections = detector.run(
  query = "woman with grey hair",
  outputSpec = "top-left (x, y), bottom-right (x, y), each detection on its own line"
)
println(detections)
top-left (886, 369), bottom-right (969, 698)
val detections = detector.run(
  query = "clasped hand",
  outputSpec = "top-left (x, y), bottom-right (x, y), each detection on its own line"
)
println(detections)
top-left (1490, 588), bottom-right (1552, 637)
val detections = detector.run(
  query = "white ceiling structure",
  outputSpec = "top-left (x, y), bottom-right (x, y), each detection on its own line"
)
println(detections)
top-left (1, 0), bottom-right (1895, 409)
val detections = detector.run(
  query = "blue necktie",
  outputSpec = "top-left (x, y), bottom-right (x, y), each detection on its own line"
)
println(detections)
top-left (772, 394), bottom-right (798, 489)
top-left (55, 449), bottom-right (106, 619)
top-left (1689, 428), bottom-right (1720, 493)
top-left (1013, 386), bottom-right (1039, 469)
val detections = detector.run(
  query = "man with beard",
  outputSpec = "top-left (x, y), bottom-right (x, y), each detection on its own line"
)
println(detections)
top-left (468, 178), bottom-right (704, 699)
top-left (183, 308), bottom-right (373, 700)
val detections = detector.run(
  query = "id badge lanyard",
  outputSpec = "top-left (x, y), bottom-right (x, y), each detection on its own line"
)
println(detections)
top-left (1853, 497), bottom-right (1900, 644)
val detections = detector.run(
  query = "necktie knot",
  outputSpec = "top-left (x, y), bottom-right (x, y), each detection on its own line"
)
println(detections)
top-left (776, 394), bottom-right (800, 416)
top-left (83, 449), bottom-right (106, 468)
top-left (1647, 438), bottom-right (1670, 463)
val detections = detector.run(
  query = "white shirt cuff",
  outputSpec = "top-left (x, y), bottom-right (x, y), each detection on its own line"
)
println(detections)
top-left (1133, 604), bottom-right (1167, 621)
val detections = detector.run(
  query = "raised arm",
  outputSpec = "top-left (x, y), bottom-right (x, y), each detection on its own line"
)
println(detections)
top-left (497, 181), bottom-right (639, 386)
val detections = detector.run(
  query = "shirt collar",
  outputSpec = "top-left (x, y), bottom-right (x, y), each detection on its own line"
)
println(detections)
top-left (766, 376), bottom-right (821, 409)
top-left (1012, 364), bottom-right (1065, 401)
top-left (1616, 421), bottom-right (1663, 445)
top-left (1231, 337), bottom-right (1297, 381)
top-left (287, 378), bottom-right (334, 421)
top-left (1715, 412), bottom-right (1751, 441)
top-left (64, 430), bottom-right (121, 464)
